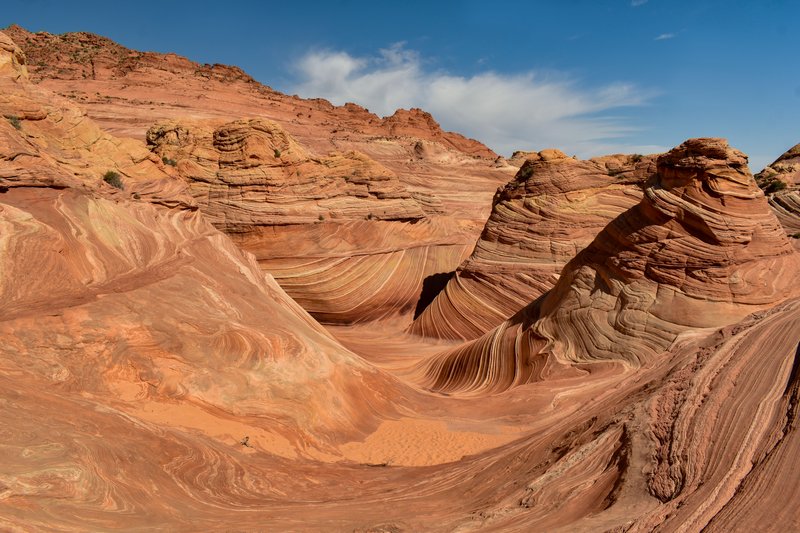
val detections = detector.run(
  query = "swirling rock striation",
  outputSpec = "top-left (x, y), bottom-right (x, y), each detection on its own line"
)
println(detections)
top-left (2, 29), bottom-right (800, 532)
top-left (145, 118), bottom-right (472, 323)
top-left (411, 150), bottom-right (656, 340)
top-left (420, 138), bottom-right (800, 394)
top-left (756, 143), bottom-right (800, 246)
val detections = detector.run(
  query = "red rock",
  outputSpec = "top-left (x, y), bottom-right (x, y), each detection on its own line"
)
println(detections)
top-left (3, 26), bottom-right (800, 532)
top-left (420, 138), bottom-right (800, 394)
top-left (756, 143), bottom-right (800, 247)
top-left (411, 151), bottom-right (656, 340)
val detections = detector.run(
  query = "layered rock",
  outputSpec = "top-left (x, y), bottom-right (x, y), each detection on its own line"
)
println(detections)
top-left (0, 28), bottom-right (395, 434)
top-left (3, 26), bottom-right (800, 531)
top-left (2, 25), bottom-right (519, 324)
top-left (146, 118), bottom-right (430, 228)
top-left (144, 118), bottom-right (471, 323)
top-left (756, 143), bottom-right (800, 246)
top-left (419, 138), bottom-right (800, 395)
top-left (4, 25), bottom-right (510, 224)
top-left (410, 150), bottom-right (656, 340)
top-left (0, 32), bottom-right (193, 208)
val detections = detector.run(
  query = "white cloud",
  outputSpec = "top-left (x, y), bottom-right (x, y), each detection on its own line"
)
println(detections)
top-left (655, 33), bottom-right (675, 40)
top-left (631, 0), bottom-right (648, 6)
top-left (291, 45), bottom-right (659, 158)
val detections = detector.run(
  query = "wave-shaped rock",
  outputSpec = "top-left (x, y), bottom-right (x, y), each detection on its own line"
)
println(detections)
top-left (145, 118), bottom-right (474, 323)
top-left (410, 150), bottom-right (656, 340)
top-left (420, 138), bottom-right (800, 394)
top-left (0, 31), bottom-right (394, 440)
top-left (3, 28), bottom-right (800, 531)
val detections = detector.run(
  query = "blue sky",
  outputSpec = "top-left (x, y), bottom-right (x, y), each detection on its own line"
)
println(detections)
top-left (4, 0), bottom-right (799, 170)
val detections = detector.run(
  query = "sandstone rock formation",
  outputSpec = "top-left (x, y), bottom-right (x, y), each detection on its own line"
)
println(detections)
top-left (420, 138), bottom-right (800, 394)
top-left (3, 26), bottom-right (800, 532)
top-left (143, 117), bottom-right (471, 323)
top-left (0, 32), bottom-right (193, 208)
top-left (411, 150), bottom-right (656, 340)
top-left (3, 25), bottom-right (510, 219)
top-left (3, 24), bottom-right (519, 324)
top-left (756, 143), bottom-right (800, 246)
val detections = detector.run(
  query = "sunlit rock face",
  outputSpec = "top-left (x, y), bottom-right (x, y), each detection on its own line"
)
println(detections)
top-left (4, 24), bottom-right (520, 325)
top-left (144, 117), bottom-right (473, 324)
top-left (411, 149), bottom-right (657, 340)
top-left (420, 138), bottom-right (800, 395)
top-left (756, 143), bottom-right (800, 248)
top-left (3, 26), bottom-right (800, 532)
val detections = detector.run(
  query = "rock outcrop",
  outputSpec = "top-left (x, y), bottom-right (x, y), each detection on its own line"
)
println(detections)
top-left (3, 25), bottom-right (519, 324)
top-left (0, 32), bottom-right (193, 208)
top-left (0, 31), bottom-right (395, 442)
top-left (756, 143), bottom-right (800, 246)
top-left (146, 118), bottom-right (429, 228)
top-left (420, 138), bottom-right (800, 394)
top-left (143, 118), bottom-right (471, 323)
top-left (3, 25), bottom-right (508, 219)
top-left (3, 26), bottom-right (800, 532)
top-left (411, 150), bottom-right (656, 340)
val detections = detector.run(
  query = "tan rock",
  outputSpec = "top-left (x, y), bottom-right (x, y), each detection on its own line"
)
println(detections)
top-left (756, 143), bottom-right (800, 246)
top-left (420, 138), bottom-right (800, 394)
top-left (410, 150), bottom-right (656, 340)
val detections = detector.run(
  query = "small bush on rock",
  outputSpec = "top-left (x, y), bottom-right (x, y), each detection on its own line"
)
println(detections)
top-left (103, 170), bottom-right (124, 190)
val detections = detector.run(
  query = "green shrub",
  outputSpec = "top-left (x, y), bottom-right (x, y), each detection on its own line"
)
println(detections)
top-left (631, 154), bottom-right (643, 163)
top-left (103, 170), bottom-right (124, 190)
top-left (274, 148), bottom-right (281, 158)
top-left (318, 214), bottom-right (325, 221)
top-left (162, 156), bottom-right (177, 167)
top-left (6, 115), bottom-right (21, 130)
top-left (791, 232), bottom-right (800, 239)
top-left (764, 180), bottom-right (787, 194)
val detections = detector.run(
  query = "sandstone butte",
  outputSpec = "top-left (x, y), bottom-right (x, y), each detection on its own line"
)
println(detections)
top-left (411, 149), bottom-right (658, 340)
top-left (2, 27), bottom-right (800, 532)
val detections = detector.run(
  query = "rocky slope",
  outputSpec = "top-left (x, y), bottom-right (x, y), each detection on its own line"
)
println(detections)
top-left (4, 24), bottom-right (512, 218)
top-left (756, 143), bottom-right (800, 246)
top-left (143, 116), bottom-right (470, 323)
top-left (419, 138), bottom-right (800, 394)
top-left (3, 26), bottom-right (800, 532)
top-left (411, 149), bottom-right (656, 340)
top-left (4, 24), bottom-right (517, 324)
top-left (0, 30), bottom-right (400, 445)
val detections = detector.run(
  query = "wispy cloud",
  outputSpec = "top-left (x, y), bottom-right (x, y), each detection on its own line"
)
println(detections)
top-left (631, 0), bottom-right (648, 6)
top-left (291, 44), bottom-right (659, 157)
top-left (655, 33), bottom-right (675, 40)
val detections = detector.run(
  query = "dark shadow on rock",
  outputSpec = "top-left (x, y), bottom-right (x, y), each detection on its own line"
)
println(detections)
top-left (414, 271), bottom-right (454, 319)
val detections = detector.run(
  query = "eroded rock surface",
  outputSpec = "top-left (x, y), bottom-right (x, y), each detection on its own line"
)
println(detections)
top-left (756, 143), bottom-right (800, 246)
top-left (411, 150), bottom-right (656, 340)
top-left (420, 138), bottom-right (800, 394)
top-left (3, 27), bottom-right (800, 532)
